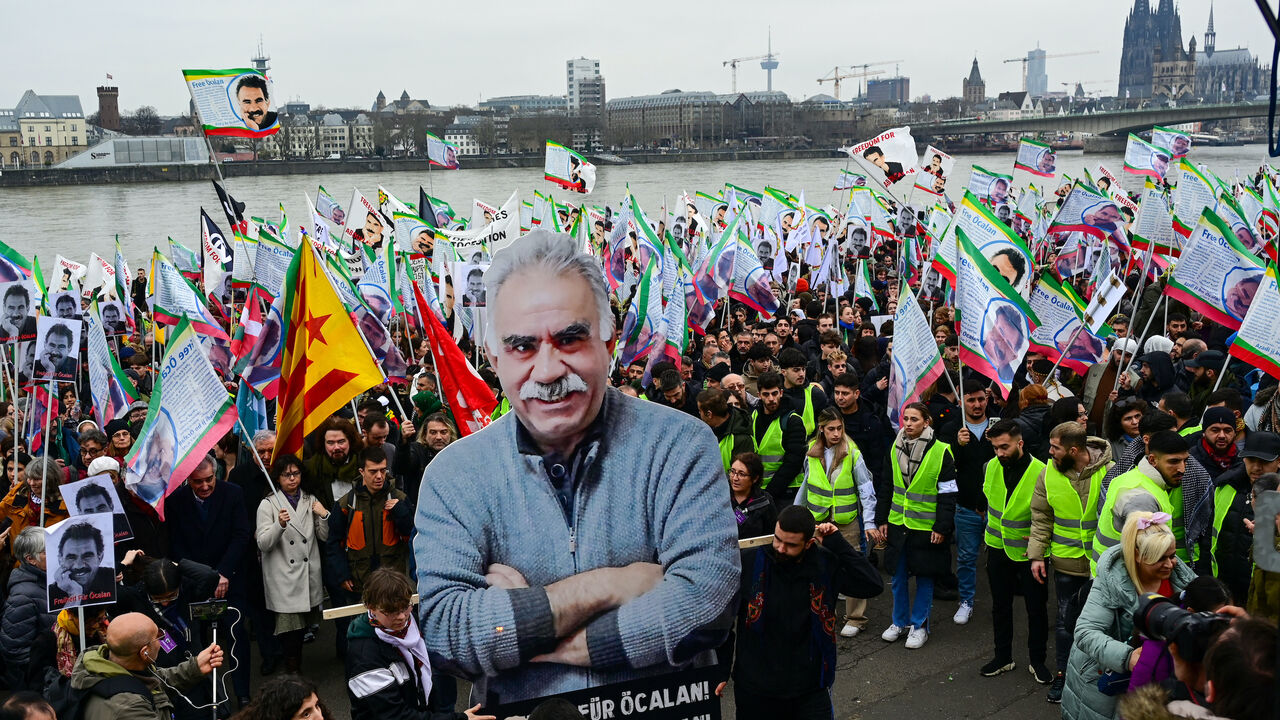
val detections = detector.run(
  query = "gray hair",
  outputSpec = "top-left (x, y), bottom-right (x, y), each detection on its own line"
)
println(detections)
top-left (13, 526), bottom-right (44, 564)
top-left (252, 429), bottom-right (277, 448)
top-left (483, 230), bottom-right (612, 353)
top-left (25, 457), bottom-right (60, 487)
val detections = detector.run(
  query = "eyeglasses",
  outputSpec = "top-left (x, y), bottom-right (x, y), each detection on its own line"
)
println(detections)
top-left (728, 469), bottom-right (751, 479)
top-left (279, 470), bottom-right (302, 479)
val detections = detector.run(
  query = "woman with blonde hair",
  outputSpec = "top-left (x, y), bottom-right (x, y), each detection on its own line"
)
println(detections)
top-left (799, 407), bottom-right (879, 638)
top-left (1060, 507), bottom-right (1197, 720)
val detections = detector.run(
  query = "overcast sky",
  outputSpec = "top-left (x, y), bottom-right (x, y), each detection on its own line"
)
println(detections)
top-left (1, 0), bottom-right (1269, 116)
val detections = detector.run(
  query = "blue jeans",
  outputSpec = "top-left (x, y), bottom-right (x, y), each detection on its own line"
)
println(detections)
top-left (954, 506), bottom-right (985, 605)
top-left (891, 546), bottom-right (935, 629)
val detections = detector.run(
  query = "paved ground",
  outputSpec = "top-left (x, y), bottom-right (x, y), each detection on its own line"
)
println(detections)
top-left (252, 548), bottom-right (1066, 720)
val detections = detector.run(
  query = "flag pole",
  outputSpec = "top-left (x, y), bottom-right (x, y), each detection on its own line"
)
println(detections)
top-left (38, 381), bottom-right (54, 528)
top-left (1111, 293), bottom-right (1167, 398)
top-left (1045, 325), bottom-right (1085, 380)
top-left (1210, 350), bottom-right (1232, 392)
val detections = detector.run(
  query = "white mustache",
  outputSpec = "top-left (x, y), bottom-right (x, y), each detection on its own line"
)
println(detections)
top-left (520, 373), bottom-right (588, 402)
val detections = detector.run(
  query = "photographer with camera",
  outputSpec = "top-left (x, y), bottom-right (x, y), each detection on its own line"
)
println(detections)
top-left (1119, 604), bottom-right (1274, 720)
top-left (1061, 510), bottom-right (1197, 720)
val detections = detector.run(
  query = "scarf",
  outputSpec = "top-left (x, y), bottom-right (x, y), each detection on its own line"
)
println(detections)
top-left (894, 426), bottom-right (934, 483)
top-left (374, 615), bottom-right (433, 701)
top-left (55, 609), bottom-right (80, 677)
top-left (1200, 437), bottom-right (1238, 471)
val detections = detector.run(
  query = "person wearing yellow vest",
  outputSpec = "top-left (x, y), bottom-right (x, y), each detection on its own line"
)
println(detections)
top-left (876, 402), bottom-right (957, 650)
top-left (751, 372), bottom-right (807, 506)
top-left (1209, 431), bottom-right (1280, 605)
top-left (1158, 391), bottom-right (1200, 438)
top-left (799, 408), bottom-right (881, 639)
top-left (1028, 421), bottom-right (1113, 703)
top-left (697, 388), bottom-right (754, 477)
top-left (1091, 431), bottom-right (1190, 574)
top-left (778, 348), bottom-right (829, 438)
top-left (976, 420), bottom-right (1052, 684)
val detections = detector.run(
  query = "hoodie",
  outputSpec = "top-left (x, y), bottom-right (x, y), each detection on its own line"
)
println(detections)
top-left (1136, 351), bottom-right (1177, 405)
top-left (1028, 437), bottom-right (1114, 577)
top-left (69, 645), bottom-right (204, 720)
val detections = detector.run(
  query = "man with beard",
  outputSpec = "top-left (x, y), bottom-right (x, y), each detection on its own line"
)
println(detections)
top-left (1, 283), bottom-right (35, 342)
top-left (235, 75), bottom-right (278, 131)
top-left (33, 322), bottom-right (77, 381)
top-left (713, 506), bottom-right (882, 720)
top-left (413, 231), bottom-right (739, 705)
top-left (393, 412), bottom-right (456, 507)
top-left (302, 417), bottom-right (364, 509)
top-left (50, 521), bottom-right (115, 608)
top-left (1091, 430), bottom-right (1190, 572)
top-left (1188, 407), bottom-right (1242, 482)
top-left (753, 372), bottom-right (808, 506)
top-left (1028, 421), bottom-right (1113, 702)
top-left (975, 420), bottom-right (1051, 685)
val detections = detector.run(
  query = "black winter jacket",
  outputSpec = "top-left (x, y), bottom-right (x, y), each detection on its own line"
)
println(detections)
top-left (1210, 465), bottom-right (1254, 603)
top-left (345, 614), bottom-right (464, 720)
top-left (937, 416), bottom-right (999, 513)
top-left (0, 562), bottom-right (55, 689)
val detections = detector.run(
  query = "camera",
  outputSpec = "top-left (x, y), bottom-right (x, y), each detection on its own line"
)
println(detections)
top-left (188, 599), bottom-right (229, 623)
top-left (1133, 594), bottom-right (1230, 663)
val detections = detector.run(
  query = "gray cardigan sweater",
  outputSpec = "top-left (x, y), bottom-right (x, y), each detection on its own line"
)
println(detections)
top-left (412, 388), bottom-right (740, 704)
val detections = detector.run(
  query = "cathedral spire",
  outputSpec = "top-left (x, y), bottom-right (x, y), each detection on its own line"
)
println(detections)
top-left (1204, 0), bottom-right (1216, 56)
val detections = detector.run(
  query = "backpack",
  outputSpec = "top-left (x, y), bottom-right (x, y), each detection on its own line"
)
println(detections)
top-left (45, 672), bottom-right (156, 720)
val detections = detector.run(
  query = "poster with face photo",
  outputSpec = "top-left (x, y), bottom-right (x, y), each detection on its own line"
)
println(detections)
top-left (61, 473), bottom-right (133, 542)
top-left (15, 340), bottom-right (37, 387)
top-left (182, 68), bottom-right (281, 138)
top-left (458, 263), bottom-right (488, 308)
top-left (0, 279), bottom-right (37, 343)
top-left (33, 316), bottom-right (82, 384)
top-left (45, 513), bottom-right (117, 610)
top-left (53, 255), bottom-right (87, 293)
top-left (99, 301), bottom-right (128, 336)
top-left (844, 220), bottom-right (872, 259)
top-left (49, 290), bottom-right (82, 321)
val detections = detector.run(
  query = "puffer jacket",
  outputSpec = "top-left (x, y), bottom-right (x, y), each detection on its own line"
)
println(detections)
top-left (1209, 464), bottom-right (1254, 604)
top-left (1061, 544), bottom-right (1197, 720)
top-left (1117, 684), bottom-right (1226, 720)
top-left (0, 562), bottom-right (56, 689)
top-left (1028, 437), bottom-right (1113, 578)
top-left (1015, 403), bottom-right (1051, 460)
top-left (69, 644), bottom-right (205, 720)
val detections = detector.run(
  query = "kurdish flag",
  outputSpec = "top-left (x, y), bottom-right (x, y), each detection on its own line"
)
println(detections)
top-left (426, 132), bottom-right (460, 169)
top-left (1130, 181), bottom-right (1180, 256)
top-left (834, 169), bottom-right (867, 191)
top-left (544, 141), bottom-right (596, 194)
top-left (1228, 264), bottom-right (1280, 380)
top-left (1013, 138), bottom-right (1057, 178)
top-left (274, 243), bottom-right (385, 460)
top-left (1165, 209), bottom-right (1265, 330)
top-left (123, 315), bottom-right (238, 519)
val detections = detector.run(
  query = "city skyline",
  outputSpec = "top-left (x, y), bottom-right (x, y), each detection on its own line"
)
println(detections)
top-left (0, 0), bottom-right (1268, 116)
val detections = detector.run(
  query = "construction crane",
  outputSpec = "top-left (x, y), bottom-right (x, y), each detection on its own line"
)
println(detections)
top-left (846, 60), bottom-right (901, 98)
top-left (816, 67), bottom-right (884, 101)
top-left (724, 52), bottom-right (780, 93)
top-left (1004, 50), bottom-right (1099, 92)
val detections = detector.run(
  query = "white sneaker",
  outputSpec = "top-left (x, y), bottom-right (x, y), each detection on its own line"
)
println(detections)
top-left (905, 626), bottom-right (929, 649)
top-left (881, 624), bottom-right (906, 642)
top-left (953, 601), bottom-right (974, 625)
top-left (840, 622), bottom-right (861, 638)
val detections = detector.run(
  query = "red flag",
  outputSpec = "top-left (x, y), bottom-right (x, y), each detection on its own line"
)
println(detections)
top-left (230, 287), bottom-right (263, 358)
top-left (413, 281), bottom-right (497, 436)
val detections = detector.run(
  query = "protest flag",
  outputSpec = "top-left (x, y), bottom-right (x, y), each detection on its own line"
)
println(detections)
top-left (212, 180), bottom-right (248, 239)
top-left (1227, 264), bottom-right (1280, 380)
top-left (1013, 138), bottom-right (1057, 178)
top-left (151, 250), bottom-right (228, 340)
top-left (274, 244), bottom-right (385, 459)
top-left (854, 260), bottom-right (877, 311)
top-left (112, 239), bottom-right (135, 330)
top-left (544, 141), bottom-right (596, 194)
top-left (1165, 209), bottom-right (1266, 331)
top-left (200, 208), bottom-right (233, 303)
top-left (1027, 272), bottom-right (1107, 375)
top-left (885, 281), bottom-right (944, 429)
top-left (123, 315), bottom-right (238, 519)
top-left (1123, 134), bottom-right (1172, 182)
top-left (843, 126), bottom-right (918, 188)
top-left (1151, 126), bottom-right (1191, 159)
top-left (85, 300), bottom-right (139, 428)
top-left (412, 280), bottom-right (496, 437)
top-left (426, 132), bottom-right (460, 169)
top-left (834, 169), bottom-right (867, 191)
top-left (954, 228), bottom-right (1040, 399)
top-left (1130, 181), bottom-right (1180, 256)
top-left (1171, 159), bottom-right (1217, 238)
top-left (182, 68), bottom-right (280, 138)
top-left (235, 380), bottom-right (269, 447)
top-left (0, 237), bottom-right (32, 282)
top-left (728, 230), bottom-right (780, 319)
top-left (167, 238), bottom-right (201, 283)
top-left (25, 385), bottom-right (52, 456)
top-left (620, 258), bottom-right (665, 366)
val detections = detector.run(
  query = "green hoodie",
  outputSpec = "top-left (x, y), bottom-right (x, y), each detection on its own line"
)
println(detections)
top-left (69, 645), bottom-right (204, 720)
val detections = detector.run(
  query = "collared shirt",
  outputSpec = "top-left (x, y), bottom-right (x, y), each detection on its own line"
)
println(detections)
top-left (514, 395), bottom-right (610, 520)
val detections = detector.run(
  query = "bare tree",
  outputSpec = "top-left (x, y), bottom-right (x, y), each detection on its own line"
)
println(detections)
top-left (121, 106), bottom-right (162, 136)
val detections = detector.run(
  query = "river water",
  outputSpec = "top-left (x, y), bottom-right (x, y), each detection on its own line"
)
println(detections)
top-left (0, 144), bottom-right (1272, 271)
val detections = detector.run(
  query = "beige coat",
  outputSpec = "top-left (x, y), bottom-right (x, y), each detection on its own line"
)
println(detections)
top-left (1028, 436), bottom-right (1113, 577)
top-left (256, 491), bottom-right (329, 613)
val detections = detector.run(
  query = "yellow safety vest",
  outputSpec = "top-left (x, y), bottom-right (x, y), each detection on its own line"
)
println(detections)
top-left (889, 441), bottom-right (952, 532)
top-left (752, 411), bottom-right (802, 489)
top-left (798, 385), bottom-right (816, 436)
top-left (1043, 463), bottom-right (1105, 561)
top-left (803, 441), bottom-right (863, 526)
top-left (718, 434), bottom-right (735, 475)
top-left (1178, 425), bottom-right (1201, 437)
top-left (1209, 483), bottom-right (1238, 576)
top-left (1091, 467), bottom-right (1184, 574)
top-left (983, 456), bottom-right (1046, 562)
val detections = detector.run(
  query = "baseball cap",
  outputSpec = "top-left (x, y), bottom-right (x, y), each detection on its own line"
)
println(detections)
top-left (1240, 431), bottom-right (1280, 462)
top-left (1184, 349), bottom-right (1225, 370)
